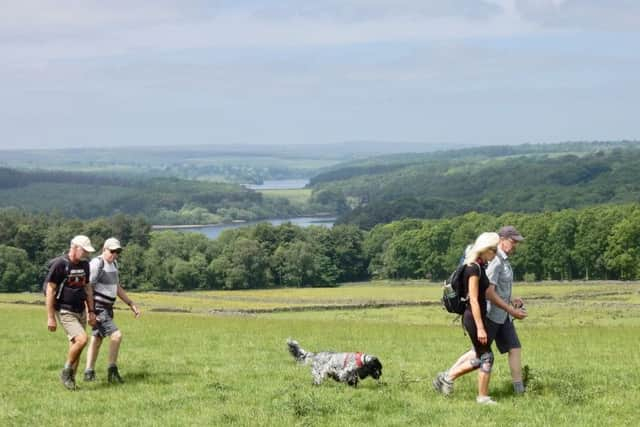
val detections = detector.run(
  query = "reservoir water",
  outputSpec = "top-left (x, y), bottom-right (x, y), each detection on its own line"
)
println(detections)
top-left (155, 179), bottom-right (332, 239)
top-left (171, 216), bottom-right (335, 239)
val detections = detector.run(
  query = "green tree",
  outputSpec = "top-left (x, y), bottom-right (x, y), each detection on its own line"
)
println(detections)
top-left (211, 238), bottom-right (270, 289)
top-left (0, 245), bottom-right (38, 292)
top-left (605, 210), bottom-right (640, 279)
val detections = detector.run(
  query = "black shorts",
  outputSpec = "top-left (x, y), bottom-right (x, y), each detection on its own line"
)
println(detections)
top-left (463, 310), bottom-right (497, 356)
top-left (486, 318), bottom-right (521, 354)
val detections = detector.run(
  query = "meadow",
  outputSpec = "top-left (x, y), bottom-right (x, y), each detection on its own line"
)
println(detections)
top-left (259, 188), bottom-right (313, 209)
top-left (1, 282), bottom-right (639, 426)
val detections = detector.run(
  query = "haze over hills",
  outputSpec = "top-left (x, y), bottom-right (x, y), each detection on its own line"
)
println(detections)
top-left (0, 141), bottom-right (466, 163)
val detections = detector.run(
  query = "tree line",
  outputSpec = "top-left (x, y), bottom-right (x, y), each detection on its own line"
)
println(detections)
top-left (1, 203), bottom-right (640, 293)
top-left (0, 168), bottom-right (331, 225)
top-left (311, 145), bottom-right (640, 229)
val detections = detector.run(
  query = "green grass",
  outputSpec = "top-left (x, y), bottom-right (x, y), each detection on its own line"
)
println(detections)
top-left (2, 283), bottom-right (639, 426)
top-left (259, 188), bottom-right (312, 207)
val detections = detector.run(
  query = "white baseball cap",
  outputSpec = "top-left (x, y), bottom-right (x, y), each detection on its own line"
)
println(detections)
top-left (104, 237), bottom-right (122, 251)
top-left (71, 235), bottom-right (96, 252)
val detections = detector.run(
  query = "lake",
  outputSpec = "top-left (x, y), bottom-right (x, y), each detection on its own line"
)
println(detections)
top-left (171, 216), bottom-right (335, 239)
top-left (156, 179), bottom-right (332, 239)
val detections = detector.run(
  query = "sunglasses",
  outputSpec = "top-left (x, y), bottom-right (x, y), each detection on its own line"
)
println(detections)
top-left (109, 249), bottom-right (122, 254)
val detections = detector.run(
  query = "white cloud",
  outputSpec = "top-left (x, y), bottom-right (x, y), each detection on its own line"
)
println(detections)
top-left (514, 0), bottom-right (640, 30)
top-left (0, 0), bottom-right (530, 65)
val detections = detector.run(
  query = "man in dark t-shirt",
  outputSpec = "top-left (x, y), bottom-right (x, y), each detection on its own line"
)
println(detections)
top-left (45, 235), bottom-right (97, 390)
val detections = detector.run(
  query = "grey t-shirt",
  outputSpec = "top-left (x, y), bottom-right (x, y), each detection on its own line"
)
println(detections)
top-left (486, 248), bottom-right (513, 324)
top-left (90, 256), bottom-right (119, 306)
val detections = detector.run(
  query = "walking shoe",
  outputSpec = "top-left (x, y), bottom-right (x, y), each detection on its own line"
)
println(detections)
top-left (83, 369), bottom-right (96, 382)
top-left (107, 366), bottom-right (124, 384)
top-left (432, 372), bottom-right (454, 396)
top-left (476, 396), bottom-right (498, 405)
top-left (60, 367), bottom-right (76, 390)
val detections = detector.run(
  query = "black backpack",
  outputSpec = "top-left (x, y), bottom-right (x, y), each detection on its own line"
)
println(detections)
top-left (42, 255), bottom-right (71, 300)
top-left (441, 262), bottom-right (479, 314)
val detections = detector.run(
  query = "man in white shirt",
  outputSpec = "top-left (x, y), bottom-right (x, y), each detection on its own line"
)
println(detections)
top-left (83, 238), bottom-right (140, 383)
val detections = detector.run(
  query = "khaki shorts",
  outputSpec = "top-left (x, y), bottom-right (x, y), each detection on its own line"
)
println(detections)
top-left (56, 310), bottom-right (87, 341)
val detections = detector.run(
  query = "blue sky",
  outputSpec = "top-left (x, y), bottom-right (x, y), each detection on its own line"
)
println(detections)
top-left (1, 0), bottom-right (639, 149)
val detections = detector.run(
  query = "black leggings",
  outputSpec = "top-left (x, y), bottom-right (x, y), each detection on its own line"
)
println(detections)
top-left (463, 309), bottom-right (496, 357)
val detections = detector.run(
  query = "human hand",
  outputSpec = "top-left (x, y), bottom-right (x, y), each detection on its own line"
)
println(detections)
top-left (512, 307), bottom-right (528, 320)
top-left (88, 312), bottom-right (97, 327)
top-left (512, 298), bottom-right (524, 308)
top-left (477, 328), bottom-right (487, 345)
top-left (131, 304), bottom-right (140, 318)
top-left (48, 317), bottom-right (57, 332)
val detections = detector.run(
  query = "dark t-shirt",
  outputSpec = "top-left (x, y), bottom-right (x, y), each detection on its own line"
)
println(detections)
top-left (45, 257), bottom-right (90, 312)
top-left (462, 262), bottom-right (489, 318)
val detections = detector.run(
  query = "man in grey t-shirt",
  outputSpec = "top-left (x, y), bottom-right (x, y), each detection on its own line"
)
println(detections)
top-left (485, 225), bottom-right (526, 394)
top-left (83, 238), bottom-right (140, 384)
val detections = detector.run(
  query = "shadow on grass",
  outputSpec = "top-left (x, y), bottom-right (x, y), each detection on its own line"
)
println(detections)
top-left (490, 365), bottom-right (590, 405)
top-left (82, 368), bottom-right (196, 389)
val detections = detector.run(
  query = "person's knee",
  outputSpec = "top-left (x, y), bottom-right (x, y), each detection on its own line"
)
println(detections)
top-left (111, 330), bottom-right (122, 342)
top-left (480, 352), bottom-right (494, 373)
top-left (73, 333), bottom-right (88, 347)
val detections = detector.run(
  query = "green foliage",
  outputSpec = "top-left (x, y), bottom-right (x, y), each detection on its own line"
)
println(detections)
top-left (0, 245), bottom-right (38, 292)
top-left (4, 202), bottom-right (640, 293)
top-left (316, 145), bottom-right (640, 228)
top-left (0, 169), bottom-right (309, 225)
top-left (367, 204), bottom-right (640, 282)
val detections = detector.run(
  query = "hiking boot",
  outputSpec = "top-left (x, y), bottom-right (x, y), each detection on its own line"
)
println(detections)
top-left (83, 369), bottom-right (96, 382)
top-left (107, 366), bottom-right (124, 384)
top-left (432, 372), bottom-right (454, 396)
top-left (60, 367), bottom-right (76, 390)
top-left (476, 396), bottom-right (498, 405)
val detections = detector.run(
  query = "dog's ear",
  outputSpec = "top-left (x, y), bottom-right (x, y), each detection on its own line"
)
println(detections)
top-left (372, 357), bottom-right (382, 370)
top-left (364, 355), bottom-right (381, 368)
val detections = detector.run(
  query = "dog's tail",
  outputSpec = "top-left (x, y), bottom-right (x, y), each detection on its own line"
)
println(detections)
top-left (287, 338), bottom-right (313, 364)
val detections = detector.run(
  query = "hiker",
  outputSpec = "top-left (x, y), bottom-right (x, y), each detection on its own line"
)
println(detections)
top-left (485, 225), bottom-right (527, 394)
top-left (84, 238), bottom-right (140, 383)
top-left (45, 235), bottom-right (97, 390)
top-left (433, 232), bottom-right (527, 404)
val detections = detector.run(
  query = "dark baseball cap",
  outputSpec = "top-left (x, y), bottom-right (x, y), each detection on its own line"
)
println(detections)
top-left (498, 225), bottom-right (524, 241)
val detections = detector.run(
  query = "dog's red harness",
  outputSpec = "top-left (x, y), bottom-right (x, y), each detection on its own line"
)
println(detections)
top-left (344, 352), bottom-right (364, 368)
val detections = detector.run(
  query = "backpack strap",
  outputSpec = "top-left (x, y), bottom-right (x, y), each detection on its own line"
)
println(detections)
top-left (96, 256), bottom-right (105, 282)
top-left (95, 256), bottom-right (117, 282)
top-left (56, 255), bottom-right (71, 300)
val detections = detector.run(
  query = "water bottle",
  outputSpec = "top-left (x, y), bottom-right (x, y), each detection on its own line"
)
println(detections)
top-left (443, 282), bottom-right (456, 299)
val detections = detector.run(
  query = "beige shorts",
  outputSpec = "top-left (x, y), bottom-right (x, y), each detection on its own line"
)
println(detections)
top-left (56, 310), bottom-right (87, 341)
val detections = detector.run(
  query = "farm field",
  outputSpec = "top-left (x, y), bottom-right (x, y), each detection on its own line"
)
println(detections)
top-left (259, 188), bottom-right (313, 208)
top-left (2, 282), bottom-right (639, 426)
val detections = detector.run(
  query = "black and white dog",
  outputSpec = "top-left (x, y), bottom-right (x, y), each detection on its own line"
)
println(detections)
top-left (287, 339), bottom-right (383, 387)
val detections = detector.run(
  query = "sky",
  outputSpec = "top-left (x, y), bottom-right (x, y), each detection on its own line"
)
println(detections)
top-left (1, 0), bottom-right (639, 150)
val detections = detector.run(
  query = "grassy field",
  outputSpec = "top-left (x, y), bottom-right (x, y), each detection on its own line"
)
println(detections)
top-left (259, 188), bottom-right (313, 208)
top-left (2, 282), bottom-right (639, 426)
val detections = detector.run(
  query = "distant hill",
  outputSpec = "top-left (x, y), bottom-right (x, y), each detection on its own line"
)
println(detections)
top-left (0, 167), bottom-right (302, 225)
top-left (0, 142), bottom-right (458, 184)
top-left (307, 141), bottom-right (640, 228)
